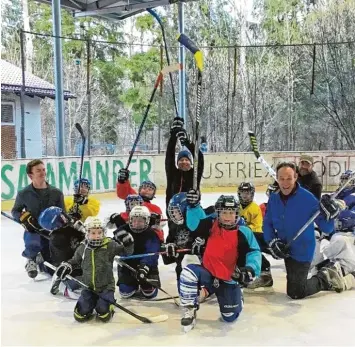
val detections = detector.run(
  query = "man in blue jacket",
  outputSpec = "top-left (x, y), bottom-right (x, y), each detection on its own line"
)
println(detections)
top-left (263, 162), bottom-right (346, 299)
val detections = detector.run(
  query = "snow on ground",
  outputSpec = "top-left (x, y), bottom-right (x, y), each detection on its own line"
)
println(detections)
top-left (1, 193), bottom-right (355, 346)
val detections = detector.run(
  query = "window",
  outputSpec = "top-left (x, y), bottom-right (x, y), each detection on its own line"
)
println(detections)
top-left (1, 102), bottom-right (15, 125)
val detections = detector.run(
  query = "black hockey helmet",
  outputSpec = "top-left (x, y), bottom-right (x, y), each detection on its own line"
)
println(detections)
top-left (238, 182), bottom-right (255, 207)
top-left (215, 195), bottom-right (240, 230)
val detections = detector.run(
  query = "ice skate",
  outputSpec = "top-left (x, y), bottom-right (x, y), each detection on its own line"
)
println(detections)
top-left (320, 261), bottom-right (345, 293)
top-left (25, 259), bottom-right (38, 279)
top-left (50, 273), bottom-right (61, 295)
top-left (181, 306), bottom-right (197, 333)
top-left (245, 271), bottom-right (273, 291)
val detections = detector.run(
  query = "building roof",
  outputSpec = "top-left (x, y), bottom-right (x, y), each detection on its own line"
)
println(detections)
top-left (37, 0), bottom-right (196, 21)
top-left (0, 60), bottom-right (75, 100)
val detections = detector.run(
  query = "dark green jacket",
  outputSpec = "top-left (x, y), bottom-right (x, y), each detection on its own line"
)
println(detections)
top-left (68, 237), bottom-right (133, 292)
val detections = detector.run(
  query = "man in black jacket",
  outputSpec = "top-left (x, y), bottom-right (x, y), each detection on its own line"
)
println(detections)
top-left (165, 117), bottom-right (204, 209)
top-left (12, 159), bottom-right (65, 278)
top-left (297, 154), bottom-right (322, 200)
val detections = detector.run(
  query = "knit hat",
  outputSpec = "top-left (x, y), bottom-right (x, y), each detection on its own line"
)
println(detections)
top-left (177, 149), bottom-right (193, 164)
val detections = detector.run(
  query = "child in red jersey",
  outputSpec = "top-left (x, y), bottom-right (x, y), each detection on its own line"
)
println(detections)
top-left (178, 195), bottom-right (261, 332)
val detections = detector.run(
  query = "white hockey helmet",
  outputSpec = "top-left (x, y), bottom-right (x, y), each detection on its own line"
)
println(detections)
top-left (129, 205), bottom-right (150, 233)
top-left (84, 216), bottom-right (105, 247)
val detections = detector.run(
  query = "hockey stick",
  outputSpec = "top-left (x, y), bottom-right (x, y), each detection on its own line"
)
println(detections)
top-left (1, 211), bottom-right (50, 240)
top-left (248, 131), bottom-right (277, 181)
top-left (116, 259), bottom-right (180, 307)
top-left (177, 34), bottom-right (203, 189)
top-left (147, 9), bottom-right (178, 118)
top-left (74, 123), bottom-right (86, 215)
top-left (285, 171), bottom-right (355, 248)
top-left (44, 261), bottom-right (168, 323)
top-left (125, 63), bottom-right (181, 170)
top-left (117, 248), bottom-right (191, 261)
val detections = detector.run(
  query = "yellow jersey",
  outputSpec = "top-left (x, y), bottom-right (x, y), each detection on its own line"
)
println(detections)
top-left (240, 201), bottom-right (263, 233)
top-left (64, 197), bottom-right (100, 222)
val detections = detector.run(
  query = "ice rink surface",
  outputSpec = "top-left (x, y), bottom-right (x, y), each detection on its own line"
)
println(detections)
top-left (1, 192), bottom-right (355, 346)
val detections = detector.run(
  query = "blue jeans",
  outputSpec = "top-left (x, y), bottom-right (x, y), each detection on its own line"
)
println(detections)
top-left (22, 231), bottom-right (50, 261)
top-left (179, 264), bottom-right (243, 322)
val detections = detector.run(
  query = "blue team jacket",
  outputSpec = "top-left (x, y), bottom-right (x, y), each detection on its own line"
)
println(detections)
top-left (263, 184), bottom-right (334, 262)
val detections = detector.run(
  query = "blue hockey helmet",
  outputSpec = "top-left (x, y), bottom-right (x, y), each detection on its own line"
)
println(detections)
top-left (138, 180), bottom-right (156, 201)
top-left (335, 209), bottom-right (355, 232)
top-left (168, 192), bottom-right (188, 225)
top-left (74, 178), bottom-right (91, 193)
top-left (125, 194), bottom-right (144, 212)
top-left (39, 206), bottom-right (68, 232)
top-left (340, 170), bottom-right (355, 187)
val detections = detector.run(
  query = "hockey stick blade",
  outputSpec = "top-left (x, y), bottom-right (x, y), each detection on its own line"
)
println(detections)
top-left (286, 171), bottom-right (355, 248)
top-left (248, 131), bottom-right (277, 181)
top-left (43, 262), bottom-right (168, 323)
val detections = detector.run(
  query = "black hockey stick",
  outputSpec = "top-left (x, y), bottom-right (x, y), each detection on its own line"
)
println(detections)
top-left (178, 34), bottom-right (203, 189)
top-left (147, 9), bottom-right (178, 118)
top-left (44, 261), bottom-right (168, 323)
top-left (1, 211), bottom-right (50, 240)
top-left (248, 131), bottom-right (277, 181)
top-left (285, 171), bottom-right (355, 248)
top-left (125, 63), bottom-right (181, 170)
top-left (116, 259), bottom-right (180, 307)
top-left (74, 123), bottom-right (86, 215)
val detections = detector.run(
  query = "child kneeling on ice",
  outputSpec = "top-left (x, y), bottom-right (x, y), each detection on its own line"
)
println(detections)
top-left (178, 195), bottom-right (261, 332)
top-left (54, 216), bottom-right (134, 322)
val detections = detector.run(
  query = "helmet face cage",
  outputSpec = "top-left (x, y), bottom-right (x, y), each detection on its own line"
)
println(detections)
top-left (168, 205), bottom-right (184, 225)
top-left (216, 207), bottom-right (238, 230)
top-left (129, 206), bottom-right (150, 233)
top-left (85, 218), bottom-right (105, 247)
top-left (125, 195), bottom-right (144, 212)
top-left (340, 170), bottom-right (355, 187)
top-left (138, 181), bottom-right (156, 200)
top-left (335, 212), bottom-right (355, 232)
top-left (238, 183), bottom-right (255, 206)
top-left (215, 195), bottom-right (240, 230)
top-left (74, 178), bottom-right (91, 194)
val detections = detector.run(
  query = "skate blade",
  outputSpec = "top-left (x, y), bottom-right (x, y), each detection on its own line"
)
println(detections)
top-left (182, 320), bottom-right (196, 333)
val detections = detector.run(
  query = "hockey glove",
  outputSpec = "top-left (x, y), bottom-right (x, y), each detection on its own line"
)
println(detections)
top-left (320, 194), bottom-right (343, 221)
top-left (191, 237), bottom-right (205, 255)
top-left (149, 213), bottom-right (162, 228)
top-left (232, 266), bottom-right (255, 285)
top-left (165, 243), bottom-right (178, 258)
top-left (186, 189), bottom-right (201, 207)
top-left (114, 229), bottom-right (134, 248)
top-left (56, 262), bottom-right (72, 280)
top-left (73, 220), bottom-right (86, 234)
top-left (117, 168), bottom-right (130, 183)
top-left (170, 116), bottom-right (184, 134)
top-left (269, 238), bottom-right (289, 260)
top-left (176, 129), bottom-right (189, 146)
top-left (136, 264), bottom-right (150, 284)
top-left (73, 194), bottom-right (88, 205)
top-left (67, 209), bottom-right (83, 222)
top-left (20, 212), bottom-right (41, 233)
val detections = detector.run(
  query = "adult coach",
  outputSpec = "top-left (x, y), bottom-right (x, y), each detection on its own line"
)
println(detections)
top-left (11, 159), bottom-right (64, 278)
top-left (263, 162), bottom-right (345, 299)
